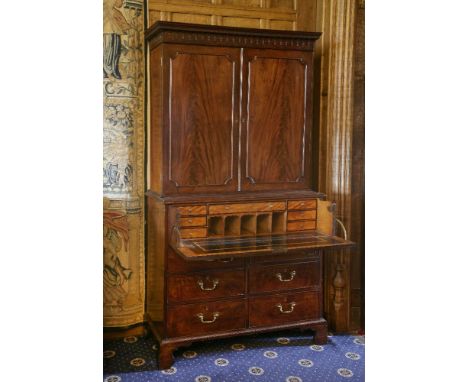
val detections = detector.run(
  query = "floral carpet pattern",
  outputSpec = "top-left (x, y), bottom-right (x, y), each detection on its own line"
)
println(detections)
top-left (104, 330), bottom-right (365, 381)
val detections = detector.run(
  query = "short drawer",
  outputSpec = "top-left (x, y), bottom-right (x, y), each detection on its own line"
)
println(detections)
top-left (176, 205), bottom-right (207, 216)
top-left (178, 216), bottom-right (207, 227)
top-left (167, 270), bottom-right (245, 303)
top-left (287, 220), bottom-right (317, 231)
top-left (249, 261), bottom-right (320, 294)
top-left (166, 299), bottom-right (247, 337)
top-left (209, 202), bottom-right (286, 215)
top-left (288, 210), bottom-right (317, 221)
top-left (249, 291), bottom-right (320, 328)
top-left (179, 227), bottom-right (207, 239)
top-left (287, 200), bottom-right (317, 210)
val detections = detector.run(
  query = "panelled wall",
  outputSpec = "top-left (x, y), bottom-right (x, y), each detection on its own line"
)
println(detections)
top-left (102, 0), bottom-right (364, 332)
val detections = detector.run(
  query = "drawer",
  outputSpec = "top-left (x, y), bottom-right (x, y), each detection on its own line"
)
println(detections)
top-left (179, 227), bottom-right (207, 239)
top-left (287, 220), bottom-right (317, 231)
top-left (178, 216), bottom-right (207, 227)
top-left (176, 205), bottom-right (207, 216)
top-left (167, 270), bottom-right (245, 303)
top-left (209, 201), bottom-right (286, 215)
top-left (249, 261), bottom-right (320, 294)
top-left (166, 299), bottom-right (247, 337)
top-left (167, 248), bottom-right (246, 273)
top-left (249, 251), bottom-right (320, 265)
top-left (288, 210), bottom-right (317, 221)
top-left (287, 200), bottom-right (317, 210)
top-left (249, 291), bottom-right (320, 328)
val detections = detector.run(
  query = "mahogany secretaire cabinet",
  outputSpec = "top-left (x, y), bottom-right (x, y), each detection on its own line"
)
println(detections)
top-left (145, 22), bottom-right (353, 369)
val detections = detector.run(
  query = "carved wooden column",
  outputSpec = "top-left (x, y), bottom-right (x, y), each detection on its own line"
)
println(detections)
top-left (315, 0), bottom-right (357, 332)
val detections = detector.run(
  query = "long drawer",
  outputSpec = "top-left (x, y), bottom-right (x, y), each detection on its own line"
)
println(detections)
top-left (249, 261), bottom-right (320, 294)
top-left (167, 248), bottom-right (246, 273)
top-left (166, 299), bottom-right (247, 337)
top-left (167, 269), bottom-right (245, 303)
top-left (209, 201), bottom-right (286, 215)
top-left (249, 291), bottom-right (320, 328)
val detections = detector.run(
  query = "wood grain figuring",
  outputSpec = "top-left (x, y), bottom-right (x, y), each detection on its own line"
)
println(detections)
top-left (287, 220), bottom-right (316, 231)
top-left (288, 199), bottom-right (317, 210)
top-left (249, 261), bottom-right (320, 293)
top-left (167, 269), bottom-right (245, 303)
top-left (288, 210), bottom-right (317, 221)
top-left (249, 291), bottom-right (320, 327)
top-left (243, 49), bottom-right (312, 190)
top-left (178, 216), bottom-right (207, 227)
top-left (168, 44), bottom-right (239, 193)
top-left (208, 201), bottom-right (286, 214)
top-left (166, 299), bottom-right (247, 337)
top-left (176, 205), bottom-right (207, 216)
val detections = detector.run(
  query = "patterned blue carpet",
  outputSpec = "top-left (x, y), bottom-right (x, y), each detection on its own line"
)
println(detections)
top-left (104, 330), bottom-right (365, 382)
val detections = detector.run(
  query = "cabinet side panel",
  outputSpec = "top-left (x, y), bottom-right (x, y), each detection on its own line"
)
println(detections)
top-left (149, 46), bottom-right (164, 193)
top-left (146, 197), bottom-right (166, 321)
top-left (316, 199), bottom-right (335, 236)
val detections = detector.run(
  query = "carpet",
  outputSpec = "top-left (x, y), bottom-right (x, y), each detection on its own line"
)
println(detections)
top-left (104, 330), bottom-right (365, 381)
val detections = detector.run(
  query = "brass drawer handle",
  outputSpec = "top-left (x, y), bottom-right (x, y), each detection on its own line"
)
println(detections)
top-left (197, 279), bottom-right (219, 291)
top-left (196, 312), bottom-right (220, 324)
top-left (276, 270), bottom-right (296, 282)
top-left (276, 302), bottom-right (296, 314)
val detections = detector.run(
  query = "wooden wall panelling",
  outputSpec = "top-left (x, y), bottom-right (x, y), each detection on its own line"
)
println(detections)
top-left (350, 0), bottom-right (365, 332)
top-left (315, 0), bottom-right (357, 332)
top-left (103, 0), bottom-right (146, 327)
top-left (147, 0), bottom-right (298, 30)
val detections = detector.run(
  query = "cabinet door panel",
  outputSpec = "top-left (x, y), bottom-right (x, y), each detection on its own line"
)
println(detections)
top-left (241, 49), bottom-right (314, 191)
top-left (165, 45), bottom-right (240, 193)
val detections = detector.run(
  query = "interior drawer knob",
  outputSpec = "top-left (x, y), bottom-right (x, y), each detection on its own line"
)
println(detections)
top-left (276, 270), bottom-right (296, 282)
top-left (196, 312), bottom-right (220, 324)
top-left (276, 302), bottom-right (296, 314)
top-left (197, 278), bottom-right (219, 291)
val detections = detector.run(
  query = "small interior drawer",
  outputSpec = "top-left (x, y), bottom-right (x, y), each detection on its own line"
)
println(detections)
top-left (179, 227), bottom-right (207, 239)
top-left (249, 291), bottom-right (320, 328)
top-left (287, 200), bottom-right (317, 210)
top-left (167, 269), bottom-right (245, 303)
top-left (176, 205), bottom-right (207, 216)
top-left (287, 220), bottom-right (317, 231)
top-left (287, 210), bottom-right (317, 221)
top-left (166, 299), bottom-right (247, 337)
top-left (178, 216), bottom-right (207, 227)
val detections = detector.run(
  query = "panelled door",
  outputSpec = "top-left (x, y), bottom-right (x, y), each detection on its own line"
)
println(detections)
top-left (240, 48), bottom-right (314, 191)
top-left (164, 44), bottom-right (241, 194)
